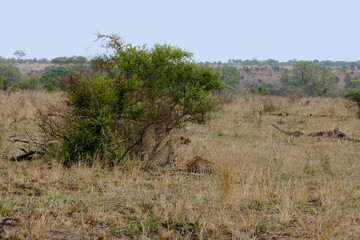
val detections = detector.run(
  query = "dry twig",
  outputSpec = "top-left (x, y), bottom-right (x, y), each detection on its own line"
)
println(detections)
top-left (27, 199), bottom-right (34, 240)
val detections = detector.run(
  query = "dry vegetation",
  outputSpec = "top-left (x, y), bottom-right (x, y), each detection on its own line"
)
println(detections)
top-left (16, 63), bottom-right (55, 78)
top-left (236, 65), bottom-right (360, 95)
top-left (1, 91), bottom-right (360, 239)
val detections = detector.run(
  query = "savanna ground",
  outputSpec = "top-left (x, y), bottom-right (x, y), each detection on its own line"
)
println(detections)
top-left (1, 91), bottom-right (360, 239)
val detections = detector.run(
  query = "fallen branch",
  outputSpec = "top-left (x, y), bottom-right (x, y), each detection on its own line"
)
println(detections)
top-left (270, 123), bottom-right (360, 142)
top-left (10, 149), bottom-right (45, 162)
top-left (270, 123), bottom-right (304, 137)
top-left (28, 199), bottom-right (34, 240)
top-left (0, 217), bottom-right (13, 236)
top-left (6, 135), bottom-right (56, 162)
top-left (7, 135), bottom-right (44, 147)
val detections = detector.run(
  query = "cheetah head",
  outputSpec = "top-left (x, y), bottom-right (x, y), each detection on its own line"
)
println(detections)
top-left (180, 136), bottom-right (191, 145)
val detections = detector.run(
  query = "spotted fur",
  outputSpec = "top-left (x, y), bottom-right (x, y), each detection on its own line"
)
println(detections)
top-left (186, 156), bottom-right (215, 175)
top-left (142, 136), bottom-right (190, 172)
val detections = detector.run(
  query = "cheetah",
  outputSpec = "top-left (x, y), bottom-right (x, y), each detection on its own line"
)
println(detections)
top-left (142, 136), bottom-right (191, 172)
top-left (186, 156), bottom-right (216, 175)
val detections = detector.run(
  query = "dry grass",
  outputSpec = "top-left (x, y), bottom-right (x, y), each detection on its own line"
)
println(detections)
top-left (16, 63), bottom-right (54, 77)
top-left (1, 91), bottom-right (360, 239)
top-left (236, 65), bottom-right (360, 96)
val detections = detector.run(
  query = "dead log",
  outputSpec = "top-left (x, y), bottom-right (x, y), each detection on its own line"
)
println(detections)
top-left (0, 217), bottom-right (12, 235)
top-left (307, 126), bottom-right (346, 138)
top-left (11, 150), bottom-right (44, 162)
top-left (270, 123), bottom-right (304, 137)
top-left (6, 136), bottom-right (55, 162)
top-left (271, 123), bottom-right (360, 142)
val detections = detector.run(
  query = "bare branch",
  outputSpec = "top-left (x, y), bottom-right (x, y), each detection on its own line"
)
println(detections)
top-left (27, 199), bottom-right (34, 240)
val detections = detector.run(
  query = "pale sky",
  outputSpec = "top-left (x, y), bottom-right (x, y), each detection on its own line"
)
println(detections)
top-left (1, 0), bottom-right (359, 62)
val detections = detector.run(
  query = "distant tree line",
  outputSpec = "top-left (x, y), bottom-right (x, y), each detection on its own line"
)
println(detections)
top-left (1, 53), bottom-right (359, 100)
top-left (227, 59), bottom-right (360, 68)
top-left (0, 55), bottom-right (90, 91)
top-left (0, 55), bottom-right (89, 65)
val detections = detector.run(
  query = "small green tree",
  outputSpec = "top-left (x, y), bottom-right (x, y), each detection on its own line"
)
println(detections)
top-left (281, 61), bottom-right (337, 96)
top-left (40, 66), bottom-right (70, 86)
top-left (51, 56), bottom-right (88, 65)
top-left (0, 72), bottom-right (9, 90)
top-left (0, 64), bottom-right (22, 82)
top-left (349, 79), bottom-right (360, 89)
top-left (41, 34), bottom-right (223, 166)
top-left (345, 87), bottom-right (360, 118)
top-left (218, 65), bottom-right (242, 93)
top-left (14, 50), bottom-right (26, 60)
top-left (250, 85), bottom-right (268, 95)
top-left (17, 76), bottom-right (41, 90)
top-left (44, 77), bottom-right (59, 91)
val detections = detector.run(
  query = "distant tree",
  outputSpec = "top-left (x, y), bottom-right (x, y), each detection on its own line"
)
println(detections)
top-left (349, 80), bottom-right (360, 89)
top-left (345, 89), bottom-right (360, 105)
top-left (250, 85), bottom-right (268, 95)
top-left (15, 76), bottom-right (41, 90)
top-left (345, 89), bottom-right (360, 118)
top-left (51, 56), bottom-right (88, 65)
top-left (14, 50), bottom-right (26, 60)
top-left (50, 56), bottom-right (91, 75)
top-left (218, 65), bottom-right (242, 93)
top-left (0, 64), bottom-right (22, 82)
top-left (281, 61), bottom-right (337, 96)
top-left (345, 78), bottom-right (360, 118)
top-left (0, 58), bottom-right (17, 65)
top-left (40, 66), bottom-right (70, 84)
top-left (0, 72), bottom-right (9, 90)
top-left (38, 58), bottom-right (50, 63)
top-left (262, 59), bottom-right (279, 66)
top-left (44, 77), bottom-right (59, 91)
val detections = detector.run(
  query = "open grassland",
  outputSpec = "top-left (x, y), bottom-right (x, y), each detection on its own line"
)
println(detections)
top-left (1, 91), bottom-right (360, 239)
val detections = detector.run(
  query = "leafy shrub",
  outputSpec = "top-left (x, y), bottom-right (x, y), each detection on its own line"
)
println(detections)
top-left (250, 85), bottom-right (268, 95)
top-left (0, 72), bottom-right (9, 90)
top-left (40, 66), bottom-right (70, 85)
top-left (42, 34), bottom-right (223, 166)
top-left (218, 64), bottom-right (242, 93)
top-left (51, 56), bottom-right (88, 65)
top-left (16, 77), bottom-right (41, 90)
top-left (345, 89), bottom-right (360, 118)
top-left (281, 61), bottom-right (337, 96)
top-left (263, 104), bottom-right (275, 112)
top-left (349, 79), bottom-right (360, 89)
top-left (44, 78), bottom-right (59, 92)
top-left (0, 64), bottom-right (22, 83)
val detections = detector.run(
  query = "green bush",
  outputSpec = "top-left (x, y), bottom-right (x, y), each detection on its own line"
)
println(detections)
top-left (0, 64), bottom-right (22, 83)
top-left (345, 89), bottom-right (360, 106)
top-left (281, 61), bottom-right (337, 96)
top-left (349, 79), bottom-right (360, 89)
top-left (218, 64), bottom-right (241, 93)
top-left (345, 89), bottom-right (360, 118)
top-left (40, 66), bottom-right (70, 85)
top-left (46, 35), bottom-right (223, 166)
top-left (0, 73), bottom-right (9, 90)
top-left (250, 85), bottom-right (268, 95)
top-left (16, 77), bottom-right (41, 90)
top-left (51, 56), bottom-right (88, 65)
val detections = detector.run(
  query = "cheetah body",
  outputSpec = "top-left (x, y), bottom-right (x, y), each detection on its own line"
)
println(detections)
top-left (143, 140), bottom-right (178, 171)
top-left (186, 156), bottom-right (216, 175)
top-left (142, 136), bottom-right (190, 172)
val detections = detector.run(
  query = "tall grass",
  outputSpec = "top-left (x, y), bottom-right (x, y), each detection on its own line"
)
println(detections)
top-left (0, 92), bottom-right (359, 239)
